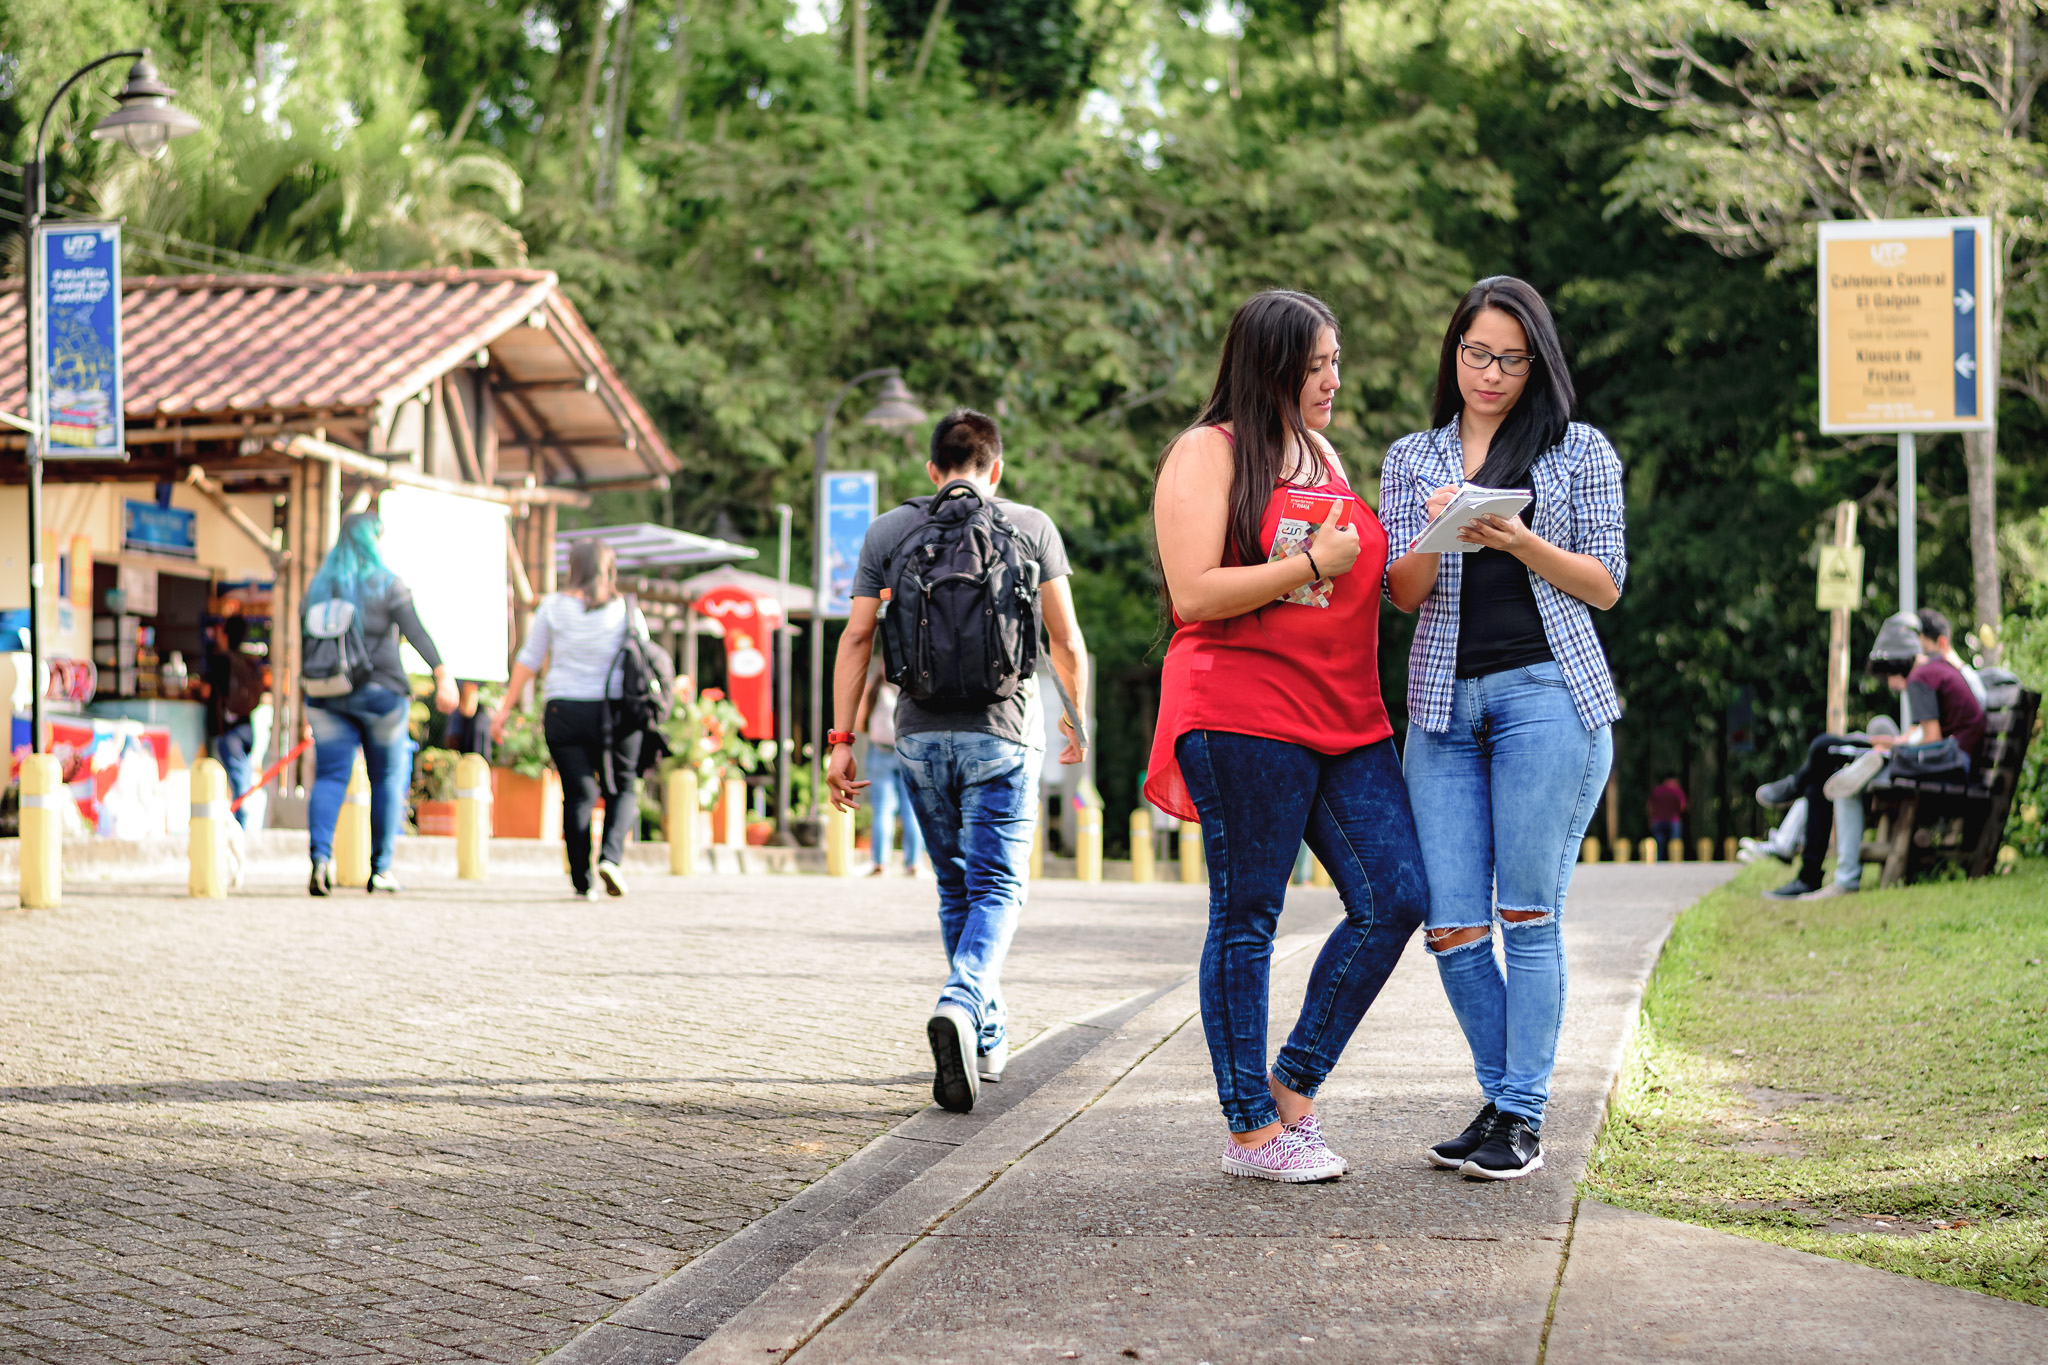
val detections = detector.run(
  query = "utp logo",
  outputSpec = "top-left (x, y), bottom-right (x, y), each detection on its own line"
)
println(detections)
top-left (1870, 242), bottom-right (1908, 267)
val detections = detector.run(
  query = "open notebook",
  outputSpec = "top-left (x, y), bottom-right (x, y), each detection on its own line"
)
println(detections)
top-left (1408, 485), bottom-right (1532, 554)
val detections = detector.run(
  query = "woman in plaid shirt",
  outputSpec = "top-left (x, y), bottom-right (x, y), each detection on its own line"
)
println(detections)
top-left (1382, 277), bottom-right (1626, 1181)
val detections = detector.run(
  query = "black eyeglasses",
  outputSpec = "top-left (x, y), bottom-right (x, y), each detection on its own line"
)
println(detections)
top-left (1458, 340), bottom-right (1533, 377)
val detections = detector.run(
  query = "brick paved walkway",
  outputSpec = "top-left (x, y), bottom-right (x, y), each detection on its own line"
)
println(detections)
top-left (0, 873), bottom-right (1217, 1362)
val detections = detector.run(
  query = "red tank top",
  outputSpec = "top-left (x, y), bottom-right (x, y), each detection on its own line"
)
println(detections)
top-left (1144, 442), bottom-right (1393, 822)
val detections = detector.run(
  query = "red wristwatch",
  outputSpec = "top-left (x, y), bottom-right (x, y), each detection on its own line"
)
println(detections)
top-left (826, 730), bottom-right (858, 747)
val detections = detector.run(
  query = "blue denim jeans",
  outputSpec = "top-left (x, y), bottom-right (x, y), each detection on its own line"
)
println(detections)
top-left (214, 718), bottom-right (255, 830)
top-left (1176, 731), bottom-right (1429, 1134)
top-left (1403, 660), bottom-right (1612, 1126)
top-left (866, 743), bottom-right (924, 871)
top-left (894, 730), bottom-right (1040, 1054)
top-left (307, 686), bottom-right (412, 873)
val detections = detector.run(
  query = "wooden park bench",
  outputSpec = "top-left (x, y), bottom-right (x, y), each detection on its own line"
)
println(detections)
top-left (1860, 678), bottom-right (2041, 887)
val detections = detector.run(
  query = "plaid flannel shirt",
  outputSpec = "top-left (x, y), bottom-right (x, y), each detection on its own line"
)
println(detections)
top-left (1380, 419), bottom-right (1627, 735)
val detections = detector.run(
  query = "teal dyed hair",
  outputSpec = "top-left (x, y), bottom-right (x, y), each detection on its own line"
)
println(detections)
top-left (306, 511), bottom-right (392, 604)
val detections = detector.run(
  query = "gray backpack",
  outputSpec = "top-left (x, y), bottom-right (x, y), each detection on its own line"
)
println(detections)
top-left (302, 595), bottom-right (372, 698)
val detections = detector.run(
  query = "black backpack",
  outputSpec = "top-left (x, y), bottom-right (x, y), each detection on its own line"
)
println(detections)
top-left (878, 482), bottom-right (1040, 708)
top-left (603, 597), bottom-right (676, 783)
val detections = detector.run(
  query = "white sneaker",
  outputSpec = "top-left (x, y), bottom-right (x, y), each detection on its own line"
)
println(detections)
top-left (978, 1040), bottom-right (1007, 1083)
top-left (1823, 748), bottom-right (1887, 802)
top-left (597, 861), bottom-right (627, 897)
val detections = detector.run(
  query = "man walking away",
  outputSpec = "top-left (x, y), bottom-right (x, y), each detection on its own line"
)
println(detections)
top-left (827, 408), bottom-right (1088, 1114)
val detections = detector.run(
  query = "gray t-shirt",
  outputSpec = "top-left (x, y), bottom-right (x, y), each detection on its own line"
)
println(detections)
top-left (851, 494), bottom-right (1070, 746)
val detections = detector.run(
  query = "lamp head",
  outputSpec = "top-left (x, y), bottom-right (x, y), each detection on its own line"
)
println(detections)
top-left (90, 54), bottom-right (201, 161)
top-left (861, 375), bottom-right (927, 429)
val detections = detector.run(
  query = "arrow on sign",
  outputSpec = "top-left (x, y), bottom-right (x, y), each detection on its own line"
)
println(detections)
top-left (1955, 288), bottom-right (1976, 313)
top-left (1956, 353), bottom-right (1978, 378)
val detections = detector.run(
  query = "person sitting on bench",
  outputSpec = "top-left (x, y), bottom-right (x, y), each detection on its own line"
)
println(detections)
top-left (1758, 609), bottom-right (1981, 900)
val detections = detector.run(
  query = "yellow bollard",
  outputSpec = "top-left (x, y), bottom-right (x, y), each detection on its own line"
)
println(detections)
top-left (189, 758), bottom-right (230, 899)
top-left (334, 753), bottom-right (371, 888)
top-left (666, 767), bottom-right (699, 876)
top-left (1076, 806), bottom-right (1103, 883)
top-left (1613, 837), bottom-right (1631, 864)
top-left (1696, 837), bottom-right (1714, 864)
top-left (1308, 854), bottom-right (1333, 888)
top-left (721, 776), bottom-right (748, 849)
top-left (1667, 839), bottom-right (1686, 864)
top-left (1030, 819), bottom-right (1045, 880)
top-left (18, 753), bottom-right (64, 909)
top-left (824, 801), bottom-right (858, 877)
top-left (455, 753), bottom-right (491, 881)
top-left (1639, 837), bottom-right (1659, 865)
top-left (1722, 836), bottom-right (1738, 863)
top-left (1179, 819), bottom-right (1205, 884)
top-left (1129, 808), bottom-right (1154, 884)
top-left (1581, 836), bottom-right (1600, 863)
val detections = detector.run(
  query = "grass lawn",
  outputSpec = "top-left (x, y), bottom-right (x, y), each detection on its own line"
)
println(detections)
top-left (1585, 856), bottom-right (2048, 1305)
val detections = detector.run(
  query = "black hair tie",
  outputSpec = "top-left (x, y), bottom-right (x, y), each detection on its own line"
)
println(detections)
top-left (1303, 549), bottom-right (1321, 581)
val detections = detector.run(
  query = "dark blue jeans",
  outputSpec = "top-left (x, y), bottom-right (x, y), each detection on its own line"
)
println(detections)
top-left (1177, 731), bottom-right (1428, 1134)
top-left (307, 686), bottom-right (411, 873)
top-left (213, 718), bottom-right (255, 830)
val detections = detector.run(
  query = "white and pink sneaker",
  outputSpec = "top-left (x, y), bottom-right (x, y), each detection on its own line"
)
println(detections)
top-left (1285, 1112), bottom-right (1348, 1173)
top-left (1220, 1127), bottom-right (1345, 1183)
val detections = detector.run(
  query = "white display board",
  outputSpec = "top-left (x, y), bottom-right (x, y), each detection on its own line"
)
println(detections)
top-left (377, 486), bottom-right (510, 682)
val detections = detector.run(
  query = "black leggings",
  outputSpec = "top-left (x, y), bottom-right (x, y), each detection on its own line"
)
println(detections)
top-left (543, 699), bottom-right (642, 891)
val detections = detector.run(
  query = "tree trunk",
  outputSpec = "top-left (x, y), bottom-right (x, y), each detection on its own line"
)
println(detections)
top-left (596, 0), bottom-right (637, 210)
top-left (572, 7), bottom-right (613, 187)
top-left (852, 0), bottom-right (868, 112)
top-left (669, 0), bottom-right (692, 132)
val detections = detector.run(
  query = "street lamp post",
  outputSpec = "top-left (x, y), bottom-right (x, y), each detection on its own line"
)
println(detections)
top-left (19, 51), bottom-right (199, 754)
top-left (806, 369), bottom-right (925, 830)
top-left (773, 501), bottom-right (793, 842)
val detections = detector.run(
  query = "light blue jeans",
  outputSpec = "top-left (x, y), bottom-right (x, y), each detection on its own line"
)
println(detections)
top-left (307, 686), bottom-right (412, 873)
top-left (1403, 661), bottom-right (1612, 1127)
top-left (866, 743), bottom-right (925, 871)
top-left (894, 730), bottom-right (1040, 1055)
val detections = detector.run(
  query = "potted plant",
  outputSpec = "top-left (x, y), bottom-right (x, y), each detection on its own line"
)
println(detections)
top-left (410, 747), bottom-right (460, 836)
top-left (658, 687), bottom-right (765, 844)
top-left (491, 701), bottom-right (560, 840)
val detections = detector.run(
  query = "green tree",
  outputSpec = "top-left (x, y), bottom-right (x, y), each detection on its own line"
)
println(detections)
top-left (1509, 0), bottom-right (2048, 637)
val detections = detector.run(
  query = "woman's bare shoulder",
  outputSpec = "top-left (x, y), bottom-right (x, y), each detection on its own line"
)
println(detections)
top-left (1161, 424), bottom-right (1235, 480)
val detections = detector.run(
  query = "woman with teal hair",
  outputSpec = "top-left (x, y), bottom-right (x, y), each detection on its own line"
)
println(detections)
top-left (303, 510), bottom-right (456, 895)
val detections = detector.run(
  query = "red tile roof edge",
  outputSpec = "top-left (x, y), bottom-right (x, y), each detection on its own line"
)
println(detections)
top-left (121, 267), bottom-right (559, 294)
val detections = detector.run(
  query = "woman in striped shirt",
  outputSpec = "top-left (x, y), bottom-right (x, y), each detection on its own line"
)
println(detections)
top-left (492, 540), bottom-right (651, 900)
top-left (1382, 277), bottom-right (1627, 1182)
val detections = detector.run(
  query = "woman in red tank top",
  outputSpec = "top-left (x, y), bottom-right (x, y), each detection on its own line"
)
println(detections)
top-left (1147, 290), bottom-right (1428, 1182)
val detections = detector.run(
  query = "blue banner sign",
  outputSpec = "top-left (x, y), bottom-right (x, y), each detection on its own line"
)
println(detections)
top-left (35, 222), bottom-right (124, 458)
top-left (123, 500), bottom-right (198, 559)
top-left (822, 471), bottom-right (878, 619)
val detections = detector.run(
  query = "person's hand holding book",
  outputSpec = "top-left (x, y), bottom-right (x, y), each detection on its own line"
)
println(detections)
top-left (1308, 498), bottom-right (1361, 577)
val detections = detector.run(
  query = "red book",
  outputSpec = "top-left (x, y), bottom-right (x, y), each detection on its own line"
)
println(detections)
top-left (1268, 489), bottom-right (1348, 608)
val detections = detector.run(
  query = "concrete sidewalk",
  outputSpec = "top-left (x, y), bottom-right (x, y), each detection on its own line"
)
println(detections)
top-left (553, 864), bottom-right (1728, 1362)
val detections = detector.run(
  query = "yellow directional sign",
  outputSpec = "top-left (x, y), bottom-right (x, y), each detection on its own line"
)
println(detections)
top-left (1816, 544), bottom-right (1864, 611)
top-left (1818, 217), bottom-right (1993, 434)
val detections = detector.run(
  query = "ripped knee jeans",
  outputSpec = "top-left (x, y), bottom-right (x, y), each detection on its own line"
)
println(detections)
top-left (1402, 661), bottom-right (1613, 1126)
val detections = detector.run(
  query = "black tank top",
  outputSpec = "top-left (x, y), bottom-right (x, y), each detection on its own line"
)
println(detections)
top-left (1455, 480), bottom-right (1553, 679)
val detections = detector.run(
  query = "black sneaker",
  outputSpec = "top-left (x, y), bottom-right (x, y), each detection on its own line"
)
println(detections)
top-left (1767, 878), bottom-right (1818, 899)
top-left (1461, 1112), bottom-right (1543, 1180)
top-left (309, 860), bottom-right (333, 897)
top-left (1427, 1103), bottom-right (1499, 1169)
top-left (927, 1005), bottom-right (979, 1114)
top-left (1756, 776), bottom-right (1801, 807)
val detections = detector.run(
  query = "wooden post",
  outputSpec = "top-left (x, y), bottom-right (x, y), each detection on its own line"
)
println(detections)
top-left (1581, 836), bottom-right (1600, 863)
top-left (1179, 820), bottom-right (1205, 884)
top-left (1075, 806), bottom-right (1103, 882)
top-left (1825, 500), bottom-right (1859, 736)
top-left (334, 753), bottom-right (371, 887)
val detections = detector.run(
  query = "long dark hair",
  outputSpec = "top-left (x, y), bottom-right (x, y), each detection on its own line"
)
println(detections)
top-left (1431, 276), bottom-right (1574, 488)
top-left (566, 539), bottom-right (618, 610)
top-left (1179, 289), bottom-right (1340, 566)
